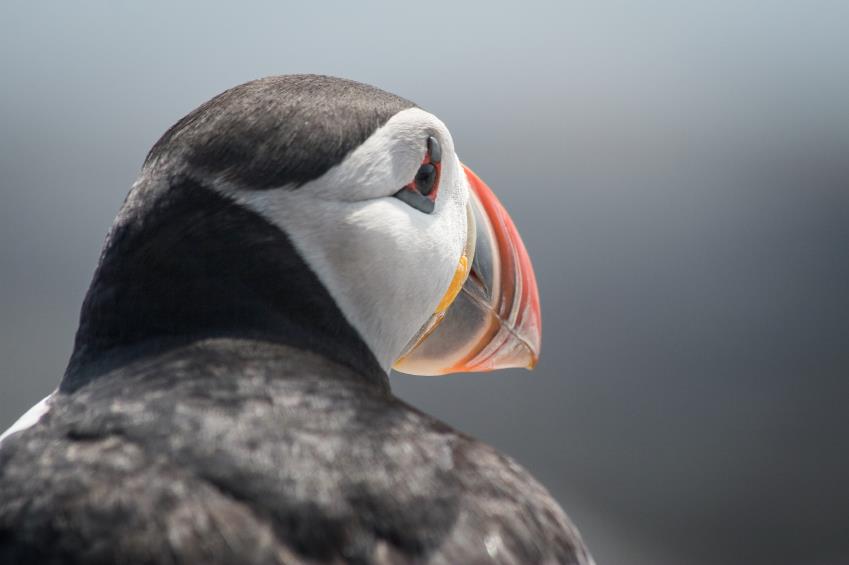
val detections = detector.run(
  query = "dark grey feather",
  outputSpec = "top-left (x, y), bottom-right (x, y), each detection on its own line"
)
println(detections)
top-left (0, 340), bottom-right (591, 564)
top-left (145, 75), bottom-right (415, 189)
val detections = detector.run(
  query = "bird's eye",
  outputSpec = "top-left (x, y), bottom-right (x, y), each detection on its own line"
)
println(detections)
top-left (394, 136), bottom-right (442, 214)
top-left (415, 164), bottom-right (437, 195)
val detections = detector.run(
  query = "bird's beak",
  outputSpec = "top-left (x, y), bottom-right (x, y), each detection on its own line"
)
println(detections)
top-left (394, 165), bottom-right (542, 375)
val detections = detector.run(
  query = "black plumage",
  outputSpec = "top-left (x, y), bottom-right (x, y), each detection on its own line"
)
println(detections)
top-left (146, 75), bottom-right (415, 189)
top-left (63, 176), bottom-right (385, 394)
top-left (0, 75), bottom-right (592, 564)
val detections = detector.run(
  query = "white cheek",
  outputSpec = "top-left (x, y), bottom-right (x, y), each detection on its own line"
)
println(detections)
top-left (227, 108), bottom-right (469, 370)
top-left (347, 199), bottom-right (466, 367)
top-left (262, 190), bottom-right (465, 370)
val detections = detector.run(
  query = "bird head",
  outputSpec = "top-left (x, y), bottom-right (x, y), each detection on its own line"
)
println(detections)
top-left (68, 75), bottom-right (540, 384)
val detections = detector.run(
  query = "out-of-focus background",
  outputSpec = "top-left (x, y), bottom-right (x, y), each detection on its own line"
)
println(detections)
top-left (2, 2), bottom-right (848, 564)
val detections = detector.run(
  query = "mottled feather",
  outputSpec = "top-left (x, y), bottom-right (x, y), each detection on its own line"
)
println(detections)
top-left (0, 340), bottom-right (591, 564)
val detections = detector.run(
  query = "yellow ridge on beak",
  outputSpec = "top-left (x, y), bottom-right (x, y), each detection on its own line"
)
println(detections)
top-left (434, 255), bottom-right (469, 315)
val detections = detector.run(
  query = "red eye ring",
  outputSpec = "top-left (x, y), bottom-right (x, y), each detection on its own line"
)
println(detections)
top-left (393, 136), bottom-right (442, 214)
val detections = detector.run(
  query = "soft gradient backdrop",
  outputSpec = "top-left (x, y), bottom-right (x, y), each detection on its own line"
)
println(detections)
top-left (2, 2), bottom-right (848, 564)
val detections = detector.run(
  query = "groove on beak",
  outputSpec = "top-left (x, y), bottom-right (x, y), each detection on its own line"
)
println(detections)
top-left (393, 165), bottom-right (542, 375)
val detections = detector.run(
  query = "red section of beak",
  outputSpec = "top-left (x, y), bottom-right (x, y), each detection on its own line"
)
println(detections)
top-left (454, 165), bottom-right (542, 371)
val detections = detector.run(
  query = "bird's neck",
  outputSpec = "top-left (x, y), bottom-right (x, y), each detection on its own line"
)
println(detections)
top-left (62, 176), bottom-right (387, 393)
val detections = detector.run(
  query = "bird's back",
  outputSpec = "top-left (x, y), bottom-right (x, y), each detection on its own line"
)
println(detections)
top-left (0, 339), bottom-right (590, 564)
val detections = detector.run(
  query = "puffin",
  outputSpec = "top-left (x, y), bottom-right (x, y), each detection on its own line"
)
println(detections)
top-left (0, 75), bottom-right (593, 565)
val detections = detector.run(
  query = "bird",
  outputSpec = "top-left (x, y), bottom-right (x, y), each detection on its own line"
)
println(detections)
top-left (0, 75), bottom-right (593, 565)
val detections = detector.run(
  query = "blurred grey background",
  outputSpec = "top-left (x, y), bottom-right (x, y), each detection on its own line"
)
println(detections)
top-left (2, 2), bottom-right (848, 564)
